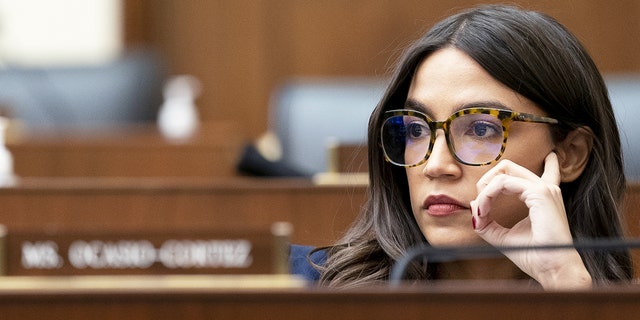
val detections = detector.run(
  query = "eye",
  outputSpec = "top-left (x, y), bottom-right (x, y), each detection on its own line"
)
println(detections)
top-left (406, 122), bottom-right (428, 139)
top-left (466, 121), bottom-right (501, 139)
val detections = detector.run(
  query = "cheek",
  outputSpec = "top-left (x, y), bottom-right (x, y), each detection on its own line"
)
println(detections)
top-left (505, 150), bottom-right (547, 176)
top-left (503, 129), bottom-right (555, 175)
top-left (405, 168), bottom-right (422, 209)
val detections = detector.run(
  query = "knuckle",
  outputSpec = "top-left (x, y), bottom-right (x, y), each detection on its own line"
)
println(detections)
top-left (546, 184), bottom-right (562, 196)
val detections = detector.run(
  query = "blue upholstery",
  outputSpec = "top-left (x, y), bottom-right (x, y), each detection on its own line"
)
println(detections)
top-left (270, 78), bottom-right (386, 175)
top-left (608, 74), bottom-right (640, 182)
top-left (289, 244), bottom-right (326, 281)
top-left (0, 49), bottom-right (164, 130)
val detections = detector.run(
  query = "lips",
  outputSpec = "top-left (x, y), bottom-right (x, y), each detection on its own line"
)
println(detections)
top-left (423, 195), bottom-right (469, 217)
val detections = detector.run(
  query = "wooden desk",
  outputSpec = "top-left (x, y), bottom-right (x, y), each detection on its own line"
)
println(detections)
top-left (0, 276), bottom-right (638, 320)
top-left (0, 177), bottom-right (365, 247)
top-left (7, 122), bottom-right (244, 178)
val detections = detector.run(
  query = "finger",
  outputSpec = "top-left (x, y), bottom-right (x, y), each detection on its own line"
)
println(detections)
top-left (473, 166), bottom-right (569, 244)
top-left (540, 152), bottom-right (561, 186)
top-left (476, 160), bottom-right (541, 194)
top-left (471, 199), bottom-right (494, 234)
top-left (475, 174), bottom-right (533, 216)
top-left (474, 218), bottom-right (510, 246)
top-left (473, 173), bottom-right (560, 239)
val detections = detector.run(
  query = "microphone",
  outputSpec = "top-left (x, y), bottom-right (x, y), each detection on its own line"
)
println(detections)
top-left (389, 238), bottom-right (640, 286)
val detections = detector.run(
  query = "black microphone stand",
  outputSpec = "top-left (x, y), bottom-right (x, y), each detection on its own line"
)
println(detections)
top-left (390, 238), bottom-right (640, 286)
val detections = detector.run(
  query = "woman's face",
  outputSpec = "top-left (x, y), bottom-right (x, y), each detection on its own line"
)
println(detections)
top-left (405, 48), bottom-right (556, 247)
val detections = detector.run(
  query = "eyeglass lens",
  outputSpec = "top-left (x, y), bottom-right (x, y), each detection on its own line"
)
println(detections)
top-left (381, 113), bottom-right (505, 166)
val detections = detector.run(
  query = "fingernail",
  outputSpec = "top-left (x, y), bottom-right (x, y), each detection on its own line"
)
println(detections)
top-left (472, 216), bottom-right (477, 230)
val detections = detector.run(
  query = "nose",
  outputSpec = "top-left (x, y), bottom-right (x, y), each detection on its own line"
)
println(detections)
top-left (422, 130), bottom-right (461, 178)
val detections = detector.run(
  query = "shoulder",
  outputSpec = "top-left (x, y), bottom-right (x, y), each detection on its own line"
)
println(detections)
top-left (289, 244), bottom-right (327, 281)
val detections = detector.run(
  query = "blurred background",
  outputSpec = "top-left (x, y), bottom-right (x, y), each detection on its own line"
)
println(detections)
top-left (0, 0), bottom-right (638, 178)
top-left (128, 0), bottom-right (640, 136)
top-left (0, 0), bottom-right (639, 276)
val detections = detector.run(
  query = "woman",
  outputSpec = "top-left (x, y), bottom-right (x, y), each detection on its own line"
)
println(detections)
top-left (291, 4), bottom-right (634, 289)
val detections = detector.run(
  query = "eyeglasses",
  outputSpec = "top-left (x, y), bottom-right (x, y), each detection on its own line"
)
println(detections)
top-left (380, 107), bottom-right (559, 167)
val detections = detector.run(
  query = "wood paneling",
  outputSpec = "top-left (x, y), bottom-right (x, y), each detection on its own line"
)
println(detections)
top-left (0, 177), bottom-right (365, 247)
top-left (124, 0), bottom-right (640, 139)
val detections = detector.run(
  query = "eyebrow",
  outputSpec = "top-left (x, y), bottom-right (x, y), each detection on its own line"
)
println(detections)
top-left (403, 98), bottom-right (514, 116)
top-left (404, 99), bottom-right (427, 112)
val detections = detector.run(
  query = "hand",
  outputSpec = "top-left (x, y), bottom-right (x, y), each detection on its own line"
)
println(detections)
top-left (471, 152), bottom-right (592, 289)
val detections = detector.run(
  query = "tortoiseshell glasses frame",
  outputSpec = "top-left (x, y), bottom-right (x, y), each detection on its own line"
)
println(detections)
top-left (380, 107), bottom-right (559, 167)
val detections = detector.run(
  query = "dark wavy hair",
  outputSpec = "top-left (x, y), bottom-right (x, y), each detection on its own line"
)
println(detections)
top-left (317, 4), bottom-right (633, 287)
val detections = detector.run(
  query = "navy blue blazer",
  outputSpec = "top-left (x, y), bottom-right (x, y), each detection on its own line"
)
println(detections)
top-left (289, 245), bottom-right (327, 281)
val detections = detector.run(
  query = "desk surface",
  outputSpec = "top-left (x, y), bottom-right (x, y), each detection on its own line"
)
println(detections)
top-left (0, 177), bottom-right (366, 247)
top-left (7, 122), bottom-right (245, 178)
top-left (0, 275), bottom-right (639, 320)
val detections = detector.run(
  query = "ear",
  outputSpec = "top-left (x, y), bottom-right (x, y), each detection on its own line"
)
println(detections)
top-left (553, 126), bottom-right (594, 183)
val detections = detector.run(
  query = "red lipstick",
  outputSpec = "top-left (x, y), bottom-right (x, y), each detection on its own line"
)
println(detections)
top-left (423, 195), bottom-right (468, 217)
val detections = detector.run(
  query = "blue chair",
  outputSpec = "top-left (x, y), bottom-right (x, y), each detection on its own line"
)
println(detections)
top-left (270, 78), bottom-right (386, 175)
top-left (608, 74), bottom-right (640, 181)
top-left (0, 49), bottom-right (164, 130)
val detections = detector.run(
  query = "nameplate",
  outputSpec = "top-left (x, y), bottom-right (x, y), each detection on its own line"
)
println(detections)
top-left (0, 224), bottom-right (291, 276)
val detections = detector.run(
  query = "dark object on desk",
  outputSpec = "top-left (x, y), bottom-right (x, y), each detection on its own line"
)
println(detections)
top-left (237, 143), bottom-right (308, 177)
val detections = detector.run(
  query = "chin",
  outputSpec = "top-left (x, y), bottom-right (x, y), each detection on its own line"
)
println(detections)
top-left (425, 231), bottom-right (485, 247)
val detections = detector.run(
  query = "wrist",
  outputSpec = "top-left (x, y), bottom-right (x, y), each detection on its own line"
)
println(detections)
top-left (537, 259), bottom-right (592, 290)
